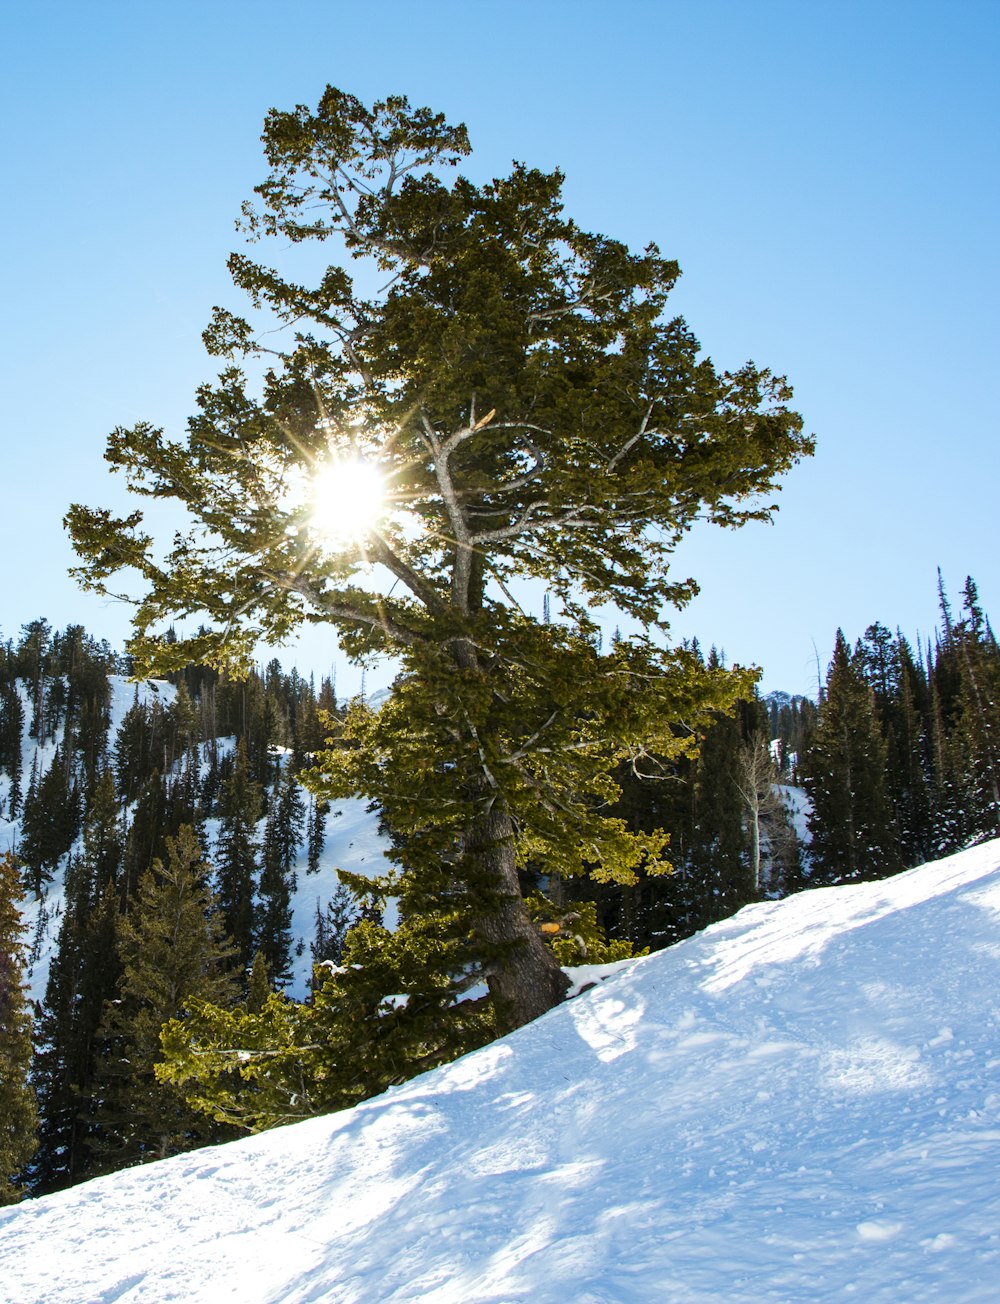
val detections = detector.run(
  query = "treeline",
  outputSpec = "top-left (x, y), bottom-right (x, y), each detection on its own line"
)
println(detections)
top-left (0, 620), bottom-right (349, 1198)
top-left (800, 575), bottom-right (1000, 881)
top-left (3, 577), bottom-right (1000, 1202)
top-left (563, 654), bottom-right (804, 953)
top-left (567, 575), bottom-right (1000, 954)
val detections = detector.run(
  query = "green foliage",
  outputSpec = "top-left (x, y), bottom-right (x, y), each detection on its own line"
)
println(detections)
top-left (91, 826), bottom-right (238, 1171)
top-left (0, 853), bottom-right (37, 1204)
top-left (32, 877), bottom-right (122, 1192)
top-left (18, 746), bottom-right (80, 895)
top-left (158, 914), bottom-right (495, 1133)
top-left (528, 895), bottom-right (642, 965)
top-left (67, 85), bottom-right (809, 1036)
top-left (215, 740), bottom-right (262, 971)
top-left (803, 631), bottom-right (898, 883)
top-left (312, 634), bottom-right (750, 889)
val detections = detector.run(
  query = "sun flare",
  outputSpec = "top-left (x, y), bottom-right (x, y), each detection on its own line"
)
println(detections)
top-left (309, 458), bottom-right (385, 545)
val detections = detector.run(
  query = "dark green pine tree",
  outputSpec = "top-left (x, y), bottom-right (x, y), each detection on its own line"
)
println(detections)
top-left (927, 666), bottom-right (971, 854)
top-left (681, 708), bottom-right (750, 929)
top-left (891, 634), bottom-right (935, 866)
top-left (802, 631), bottom-right (899, 884)
top-left (19, 619), bottom-right (51, 745)
top-left (165, 753), bottom-right (208, 850)
top-left (120, 771), bottom-right (169, 904)
top-left (854, 623), bottom-right (927, 866)
top-left (264, 768), bottom-right (306, 890)
top-left (18, 745), bottom-right (81, 896)
top-left (90, 826), bottom-right (238, 1173)
top-left (215, 739), bottom-right (262, 972)
top-left (950, 578), bottom-right (1000, 839)
top-left (31, 877), bottom-right (121, 1193)
top-left (306, 793), bottom-right (330, 875)
top-left (113, 696), bottom-right (167, 805)
top-left (0, 852), bottom-right (38, 1204)
top-left (163, 680), bottom-right (201, 773)
top-left (255, 769), bottom-right (305, 985)
top-left (0, 684), bottom-right (25, 819)
top-left (311, 882), bottom-right (358, 972)
top-left (80, 768), bottom-right (123, 891)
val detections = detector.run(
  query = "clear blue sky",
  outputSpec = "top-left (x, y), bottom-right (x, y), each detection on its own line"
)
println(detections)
top-left (2, 0), bottom-right (997, 697)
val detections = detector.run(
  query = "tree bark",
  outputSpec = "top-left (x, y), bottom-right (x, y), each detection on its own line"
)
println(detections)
top-left (466, 799), bottom-right (570, 1035)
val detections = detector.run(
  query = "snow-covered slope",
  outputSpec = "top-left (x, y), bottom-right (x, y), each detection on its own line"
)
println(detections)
top-left (10, 675), bottom-right (394, 1003)
top-left (8, 676), bottom-right (179, 1004)
top-left (5, 843), bottom-right (1000, 1302)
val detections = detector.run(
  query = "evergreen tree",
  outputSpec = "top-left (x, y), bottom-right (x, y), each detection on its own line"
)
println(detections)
top-left (18, 619), bottom-right (51, 744)
top-left (215, 740), bottom-right (262, 971)
top-left (80, 768), bottom-right (123, 892)
top-left (163, 680), bottom-right (201, 772)
top-left (306, 793), bottom-right (330, 875)
top-left (18, 745), bottom-right (80, 896)
top-left (0, 853), bottom-right (37, 1204)
top-left (91, 826), bottom-right (237, 1172)
top-left (891, 635), bottom-right (935, 865)
top-left (31, 878), bottom-right (121, 1192)
top-left (246, 950), bottom-right (272, 1014)
top-left (802, 631), bottom-right (898, 883)
top-left (310, 882), bottom-right (358, 972)
top-left (67, 86), bottom-right (810, 1034)
top-left (255, 769), bottom-right (305, 985)
top-left (120, 771), bottom-right (169, 903)
top-left (951, 578), bottom-right (1000, 838)
top-left (0, 684), bottom-right (25, 819)
top-left (113, 697), bottom-right (167, 804)
top-left (264, 768), bottom-right (305, 889)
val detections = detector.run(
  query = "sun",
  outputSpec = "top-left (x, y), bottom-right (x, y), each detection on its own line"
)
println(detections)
top-left (308, 458), bottom-right (385, 545)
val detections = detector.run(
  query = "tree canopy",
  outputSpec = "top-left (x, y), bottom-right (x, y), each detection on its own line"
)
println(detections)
top-left (67, 87), bottom-right (812, 1032)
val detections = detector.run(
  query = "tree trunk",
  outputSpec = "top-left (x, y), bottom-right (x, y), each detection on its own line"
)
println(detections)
top-left (467, 799), bottom-right (570, 1035)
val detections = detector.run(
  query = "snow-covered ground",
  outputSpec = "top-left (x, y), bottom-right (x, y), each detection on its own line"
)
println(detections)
top-left (4, 841), bottom-right (1000, 1302)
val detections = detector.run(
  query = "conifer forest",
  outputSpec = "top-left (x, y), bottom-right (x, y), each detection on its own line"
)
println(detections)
top-left (2, 570), bottom-right (999, 1201)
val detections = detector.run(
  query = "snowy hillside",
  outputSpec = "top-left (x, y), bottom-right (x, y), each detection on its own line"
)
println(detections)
top-left (9, 674), bottom-right (394, 1004)
top-left (4, 843), bottom-right (1000, 1302)
top-left (6, 675), bottom-right (179, 1004)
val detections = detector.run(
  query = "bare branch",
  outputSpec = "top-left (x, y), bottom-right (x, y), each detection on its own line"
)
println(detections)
top-left (264, 569), bottom-right (426, 646)
top-left (607, 401), bottom-right (655, 474)
top-left (368, 534), bottom-right (447, 614)
top-left (505, 711), bottom-right (560, 762)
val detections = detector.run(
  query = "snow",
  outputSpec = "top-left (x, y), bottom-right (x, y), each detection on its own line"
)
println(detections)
top-left (5, 841), bottom-right (1000, 1301)
top-left (285, 793), bottom-right (394, 998)
top-left (7, 674), bottom-right (395, 1003)
top-left (776, 782), bottom-right (811, 845)
top-left (7, 676), bottom-right (178, 1004)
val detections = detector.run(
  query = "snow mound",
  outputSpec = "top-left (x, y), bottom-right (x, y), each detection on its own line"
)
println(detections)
top-left (5, 842), bottom-right (1000, 1302)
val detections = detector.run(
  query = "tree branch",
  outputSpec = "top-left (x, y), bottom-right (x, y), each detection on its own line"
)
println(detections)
top-left (264, 569), bottom-right (426, 646)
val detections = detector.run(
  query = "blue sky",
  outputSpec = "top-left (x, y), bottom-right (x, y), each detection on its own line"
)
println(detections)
top-left (2, 1), bottom-right (997, 696)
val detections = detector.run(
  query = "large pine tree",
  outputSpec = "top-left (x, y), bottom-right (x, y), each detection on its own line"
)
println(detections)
top-left (67, 86), bottom-right (811, 1032)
